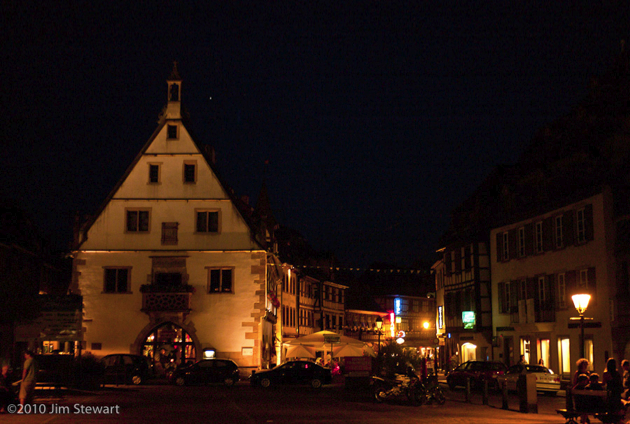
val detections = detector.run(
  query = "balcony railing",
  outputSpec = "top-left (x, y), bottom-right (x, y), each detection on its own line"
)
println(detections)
top-left (141, 285), bottom-right (192, 313)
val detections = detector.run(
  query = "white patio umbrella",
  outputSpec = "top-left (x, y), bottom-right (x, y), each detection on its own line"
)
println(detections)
top-left (332, 344), bottom-right (365, 357)
top-left (285, 331), bottom-right (366, 347)
top-left (285, 344), bottom-right (316, 359)
top-left (285, 331), bottom-right (375, 359)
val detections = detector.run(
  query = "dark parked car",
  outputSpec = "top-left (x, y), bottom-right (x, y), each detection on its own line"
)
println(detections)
top-left (35, 354), bottom-right (74, 388)
top-left (101, 354), bottom-right (152, 385)
top-left (170, 359), bottom-right (240, 387)
top-left (446, 360), bottom-right (507, 391)
top-left (249, 360), bottom-right (332, 389)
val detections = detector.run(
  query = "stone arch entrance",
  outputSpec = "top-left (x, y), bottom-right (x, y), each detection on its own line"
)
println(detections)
top-left (135, 321), bottom-right (198, 377)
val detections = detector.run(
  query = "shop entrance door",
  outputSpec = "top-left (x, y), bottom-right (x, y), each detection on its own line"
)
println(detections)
top-left (142, 322), bottom-right (196, 377)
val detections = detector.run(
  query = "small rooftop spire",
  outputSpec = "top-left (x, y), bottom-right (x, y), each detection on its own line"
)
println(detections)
top-left (165, 62), bottom-right (182, 120)
top-left (169, 61), bottom-right (182, 81)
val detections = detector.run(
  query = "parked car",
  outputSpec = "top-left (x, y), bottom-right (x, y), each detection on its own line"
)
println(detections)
top-left (497, 364), bottom-right (561, 395)
top-left (101, 354), bottom-right (152, 385)
top-left (35, 354), bottom-right (74, 388)
top-left (250, 360), bottom-right (332, 388)
top-left (170, 359), bottom-right (240, 387)
top-left (446, 360), bottom-right (507, 391)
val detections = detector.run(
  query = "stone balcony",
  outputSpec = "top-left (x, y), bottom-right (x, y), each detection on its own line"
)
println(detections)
top-left (140, 284), bottom-right (193, 316)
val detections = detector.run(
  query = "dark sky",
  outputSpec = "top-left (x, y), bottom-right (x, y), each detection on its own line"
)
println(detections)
top-left (2, 2), bottom-right (629, 268)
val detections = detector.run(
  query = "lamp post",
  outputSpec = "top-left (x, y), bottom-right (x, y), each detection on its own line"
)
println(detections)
top-left (376, 316), bottom-right (383, 353)
top-left (572, 294), bottom-right (591, 359)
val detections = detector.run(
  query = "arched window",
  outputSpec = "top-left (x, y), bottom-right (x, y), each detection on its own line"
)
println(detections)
top-left (142, 322), bottom-right (196, 376)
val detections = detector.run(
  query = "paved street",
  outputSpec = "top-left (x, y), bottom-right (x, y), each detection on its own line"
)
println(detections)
top-left (4, 380), bottom-right (571, 424)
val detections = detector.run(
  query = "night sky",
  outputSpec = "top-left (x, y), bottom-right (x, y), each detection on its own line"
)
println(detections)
top-left (3, 2), bottom-right (629, 268)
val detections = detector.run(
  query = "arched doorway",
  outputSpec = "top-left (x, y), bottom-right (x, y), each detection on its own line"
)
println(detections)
top-left (142, 322), bottom-right (196, 377)
top-left (461, 342), bottom-right (477, 362)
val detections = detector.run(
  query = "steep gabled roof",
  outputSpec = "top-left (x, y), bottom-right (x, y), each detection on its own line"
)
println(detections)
top-left (75, 75), bottom-right (264, 251)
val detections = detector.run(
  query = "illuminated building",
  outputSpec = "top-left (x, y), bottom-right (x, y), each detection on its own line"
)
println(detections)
top-left (70, 64), bottom-right (279, 372)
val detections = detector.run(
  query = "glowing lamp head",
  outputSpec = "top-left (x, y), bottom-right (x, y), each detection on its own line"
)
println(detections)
top-left (572, 294), bottom-right (591, 315)
top-left (375, 316), bottom-right (383, 330)
top-left (423, 321), bottom-right (430, 330)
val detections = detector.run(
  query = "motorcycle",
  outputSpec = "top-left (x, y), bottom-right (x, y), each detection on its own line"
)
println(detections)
top-left (371, 367), bottom-right (427, 406)
top-left (424, 379), bottom-right (446, 405)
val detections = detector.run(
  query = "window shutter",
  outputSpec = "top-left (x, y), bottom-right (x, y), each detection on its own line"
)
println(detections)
top-left (585, 204), bottom-right (594, 241)
top-left (542, 217), bottom-right (553, 251)
top-left (527, 277), bottom-right (536, 300)
top-left (566, 270), bottom-right (577, 303)
top-left (444, 251), bottom-right (452, 275)
top-left (496, 233), bottom-right (503, 262)
top-left (547, 274), bottom-right (555, 308)
top-left (498, 282), bottom-right (505, 313)
top-left (564, 210), bottom-right (575, 246)
top-left (534, 277), bottom-right (541, 311)
top-left (588, 267), bottom-right (596, 306)
top-left (524, 223), bottom-right (534, 256)
top-left (510, 280), bottom-right (519, 313)
top-left (454, 248), bottom-right (462, 273)
top-left (508, 229), bottom-right (517, 261)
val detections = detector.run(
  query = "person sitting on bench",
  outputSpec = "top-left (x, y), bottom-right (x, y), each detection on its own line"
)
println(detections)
top-left (574, 374), bottom-right (592, 423)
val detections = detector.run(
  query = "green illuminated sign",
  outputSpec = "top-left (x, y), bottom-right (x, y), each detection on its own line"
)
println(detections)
top-left (462, 311), bottom-right (476, 329)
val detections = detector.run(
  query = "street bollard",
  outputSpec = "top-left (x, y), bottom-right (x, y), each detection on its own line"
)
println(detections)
top-left (465, 377), bottom-right (471, 403)
top-left (517, 373), bottom-right (538, 413)
top-left (482, 379), bottom-right (488, 405)
top-left (502, 379), bottom-right (509, 410)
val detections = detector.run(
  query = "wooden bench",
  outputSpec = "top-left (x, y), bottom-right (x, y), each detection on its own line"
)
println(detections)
top-left (556, 389), bottom-right (626, 424)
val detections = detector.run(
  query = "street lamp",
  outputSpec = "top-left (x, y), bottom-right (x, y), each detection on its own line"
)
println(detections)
top-left (572, 294), bottom-right (591, 359)
top-left (375, 316), bottom-right (383, 353)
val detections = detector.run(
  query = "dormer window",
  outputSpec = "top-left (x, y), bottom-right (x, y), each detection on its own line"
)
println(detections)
top-left (167, 125), bottom-right (178, 139)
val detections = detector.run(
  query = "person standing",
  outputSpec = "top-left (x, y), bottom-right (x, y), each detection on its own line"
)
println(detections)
top-left (603, 358), bottom-right (623, 415)
top-left (621, 359), bottom-right (630, 400)
top-left (19, 351), bottom-right (38, 406)
top-left (0, 362), bottom-right (13, 413)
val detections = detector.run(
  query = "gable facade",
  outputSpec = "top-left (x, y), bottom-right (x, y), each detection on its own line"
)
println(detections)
top-left (71, 66), bottom-right (273, 372)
